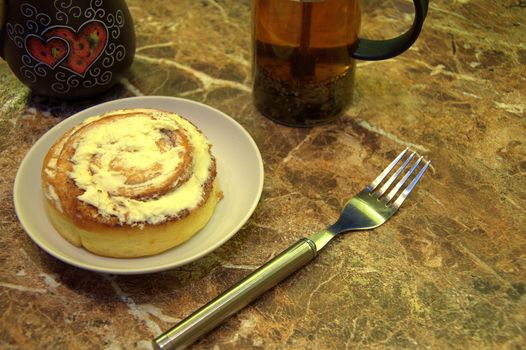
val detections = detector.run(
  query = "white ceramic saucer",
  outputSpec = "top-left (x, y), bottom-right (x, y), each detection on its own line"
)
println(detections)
top-left (13, 96), bottom-right (264, 274)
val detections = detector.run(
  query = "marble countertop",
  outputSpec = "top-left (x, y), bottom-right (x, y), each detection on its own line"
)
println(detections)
top-left (1, 0), bottom-right (525, 349)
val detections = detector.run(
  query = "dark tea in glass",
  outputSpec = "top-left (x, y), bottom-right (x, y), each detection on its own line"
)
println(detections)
top-left (253, 0), bottom-right (361, 127)
top-left (252, 0), bottom-right (429, 127)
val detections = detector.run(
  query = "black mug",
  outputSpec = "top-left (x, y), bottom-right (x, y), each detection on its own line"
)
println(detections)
top-left (0, 0), bottom-right (135, 99)
top-left (252, 0), bottom-right (429, 127)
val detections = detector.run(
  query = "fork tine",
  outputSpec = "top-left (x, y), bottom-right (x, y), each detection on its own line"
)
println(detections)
top-left (391, 159), bottom-right (431, 209)
top-left (384, 155), bottom-right (423, 203)
top-left (374, 151), bottom-right (416, 197)
top-left (368, 147), bottom-right (409, 191)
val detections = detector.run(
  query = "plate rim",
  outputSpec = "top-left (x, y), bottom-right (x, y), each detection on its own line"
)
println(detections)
top-left (13, 96), bottom-right (264, 274)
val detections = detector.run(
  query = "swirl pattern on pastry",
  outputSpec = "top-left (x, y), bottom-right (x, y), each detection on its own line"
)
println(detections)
top-left (42, 108), bottom-right (217, 228)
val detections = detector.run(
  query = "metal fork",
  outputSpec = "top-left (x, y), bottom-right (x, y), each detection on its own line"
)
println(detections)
top-left (154, 148), bottom-right (430, 350)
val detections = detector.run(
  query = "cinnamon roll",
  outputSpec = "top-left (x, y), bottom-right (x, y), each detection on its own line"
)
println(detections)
top-left (41, 108), bottom-right (221, 258)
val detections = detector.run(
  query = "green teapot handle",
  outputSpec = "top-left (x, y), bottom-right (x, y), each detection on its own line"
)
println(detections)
top-left (352, 0), bottom-right (428, 60)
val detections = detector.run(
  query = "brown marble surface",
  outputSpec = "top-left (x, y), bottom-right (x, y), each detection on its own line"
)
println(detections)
top-left (1, 0), bottom-right (525, 349)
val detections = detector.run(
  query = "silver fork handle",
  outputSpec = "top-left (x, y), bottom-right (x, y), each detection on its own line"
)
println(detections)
top-left (153, 238), bottom-right (317, 350)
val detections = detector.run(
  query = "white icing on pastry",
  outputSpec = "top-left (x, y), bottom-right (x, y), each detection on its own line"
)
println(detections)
top-left (46, 109), bottom-right (214, 226)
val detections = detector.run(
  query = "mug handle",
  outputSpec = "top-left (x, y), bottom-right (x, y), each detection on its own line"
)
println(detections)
top-left (352, 0), bottom-right (429, 60)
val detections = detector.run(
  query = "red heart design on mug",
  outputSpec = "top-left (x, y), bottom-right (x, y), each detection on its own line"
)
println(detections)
top-left (26, 36), bottom-right (69, 68)
top-left (44, 21), bottom-right (108, 76)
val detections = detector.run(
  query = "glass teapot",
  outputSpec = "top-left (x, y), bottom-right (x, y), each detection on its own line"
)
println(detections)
top-left (252, 0), bottom-right (429, 127)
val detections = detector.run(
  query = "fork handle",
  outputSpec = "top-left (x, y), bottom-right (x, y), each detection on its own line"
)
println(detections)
top-left (153, 238), bottom-right (317, 350)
